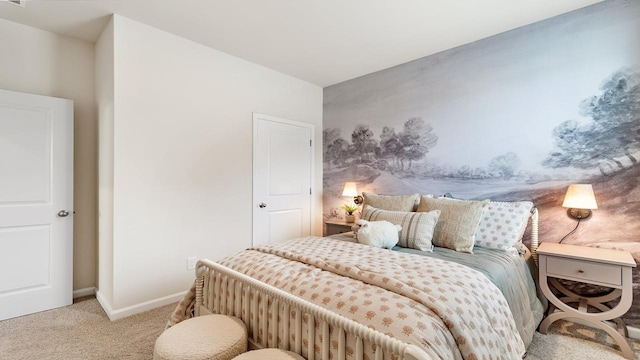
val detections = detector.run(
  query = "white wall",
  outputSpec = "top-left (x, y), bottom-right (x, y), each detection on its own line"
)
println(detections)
top-left (95, 17), bottom-right (115, 304)
top-left (0, 18), bottom-right (97, 293)
top-left (97, 15), bottom-right (323, 317)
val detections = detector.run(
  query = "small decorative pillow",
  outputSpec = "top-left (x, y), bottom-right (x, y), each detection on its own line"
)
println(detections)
top-left (474, 201), bottom-right (534, 251)
top-left (362, 192), bottom-right (421, 212)
top-left (361, 205), bottom-right (440, 251)
top-left (416, 196), bottom-right (489, 253)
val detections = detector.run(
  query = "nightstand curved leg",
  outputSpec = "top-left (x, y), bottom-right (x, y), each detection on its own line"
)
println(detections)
top-left (588, 319), bottom-right (634, 360)
top-left (538, 311), bottom-right (569, 334)
top-left (539, 312), bottom-right (633, 359)
top-left (587, 302), bottom-right (629, 337)
top-left (614, 318), bottom-right (628, 337)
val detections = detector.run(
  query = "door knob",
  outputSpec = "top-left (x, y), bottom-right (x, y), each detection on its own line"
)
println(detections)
top-left (58, 210), bottom-right (70, 217)
top-left (258, 203), bottom-right (267, 208)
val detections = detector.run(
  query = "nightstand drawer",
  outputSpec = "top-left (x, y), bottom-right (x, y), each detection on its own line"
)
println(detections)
top-left (324, 221), bottom-right (354, 236)
top-left (546, 256), bottom-right (622, 287)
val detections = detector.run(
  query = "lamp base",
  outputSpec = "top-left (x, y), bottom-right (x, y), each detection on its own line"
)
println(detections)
top-left (353, 195), bottom-right (364, 205)
top-left (568, 208), bottom-right (591, 219)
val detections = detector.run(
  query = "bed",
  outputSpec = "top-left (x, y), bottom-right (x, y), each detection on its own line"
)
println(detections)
top-left (168, 195), bottom-right (546, 360)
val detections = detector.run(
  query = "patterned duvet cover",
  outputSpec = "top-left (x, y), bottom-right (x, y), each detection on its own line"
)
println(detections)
top-left (217, 237), bottom-right (527, 360)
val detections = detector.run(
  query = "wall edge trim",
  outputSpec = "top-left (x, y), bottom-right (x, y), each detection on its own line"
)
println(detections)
top-left (73, 287), bottom-right (96, 298)
top-left (96, 289), bottom-right (186, 321)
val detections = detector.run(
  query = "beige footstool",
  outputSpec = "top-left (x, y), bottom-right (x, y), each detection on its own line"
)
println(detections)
top-left (154, 314), bottom-right (247, 360)
top-left (233, 349), bottom-right (306, 360)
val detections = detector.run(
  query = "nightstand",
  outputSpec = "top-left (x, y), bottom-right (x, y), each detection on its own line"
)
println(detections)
top-left (324, 219), bottom-right (354, 236)
top-left (537, 242), bottom-right (637, 359)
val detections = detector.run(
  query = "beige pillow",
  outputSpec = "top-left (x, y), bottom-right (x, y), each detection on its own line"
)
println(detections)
top-left (361, 205), bottom-right (440, 251)
top-left (417, 196), bottom-right (489, 253)
top-left (362, 192), bottom-right (421, 212)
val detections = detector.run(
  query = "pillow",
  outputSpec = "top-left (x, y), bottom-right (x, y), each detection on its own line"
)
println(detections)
top-left (362, 192), bottom-right (421, 212)
top-left (416, 196), bottom-right (489, 253)
top-left (361, 205), bottom-right (440, 251)
top-left (474, 201), bottom-right (534, 251)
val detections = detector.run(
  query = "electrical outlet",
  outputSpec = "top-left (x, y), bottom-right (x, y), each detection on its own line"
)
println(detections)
top-left (187, 257), bottom-right (197, 270)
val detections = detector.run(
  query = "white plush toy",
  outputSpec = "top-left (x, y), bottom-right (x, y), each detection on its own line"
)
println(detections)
top-left (353, 219), bottom-right (402, 249)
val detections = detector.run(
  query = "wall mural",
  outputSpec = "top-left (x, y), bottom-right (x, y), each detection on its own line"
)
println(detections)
top-left (323, 0), bottom-right (640, 327)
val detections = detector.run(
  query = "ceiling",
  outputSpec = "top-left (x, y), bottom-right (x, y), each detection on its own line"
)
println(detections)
top-left (0, 0), bottom-right (603, 87)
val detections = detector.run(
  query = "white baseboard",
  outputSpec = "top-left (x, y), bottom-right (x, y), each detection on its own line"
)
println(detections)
top-left (95, 289), bottom-right (186, 321)
top-left (73, 286), bottom-right (96, 298)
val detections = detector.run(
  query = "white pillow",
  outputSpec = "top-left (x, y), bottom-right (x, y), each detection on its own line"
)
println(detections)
top-left (361, 205), bottom-right (440, 251)
top-left (474, 201), bottom-right (534, 252)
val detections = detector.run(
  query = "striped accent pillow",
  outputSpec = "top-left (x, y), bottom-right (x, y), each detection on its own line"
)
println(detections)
top-left (362, 205), bottom-right (440, 251)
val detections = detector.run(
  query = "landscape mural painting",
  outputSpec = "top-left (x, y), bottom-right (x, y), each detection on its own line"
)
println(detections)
top-left (323, 0), bottom-right (640, 327)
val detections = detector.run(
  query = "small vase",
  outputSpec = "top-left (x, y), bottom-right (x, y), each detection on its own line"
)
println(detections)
top-left (345, 214), bottom-right (356, 223)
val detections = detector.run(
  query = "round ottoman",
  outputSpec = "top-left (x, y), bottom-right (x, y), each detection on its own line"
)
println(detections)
top-left (154, 315), bottom-right (247, 360)
top-left (232, 349), bottom-right (306, 360)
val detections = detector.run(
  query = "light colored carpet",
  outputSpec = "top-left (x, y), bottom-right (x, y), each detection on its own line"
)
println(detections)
top-left (0, 296), bottom-right (173, 359)
top-left (0, 296), bottom-right (638, 359)
top-left (527, 320), bottom-right (640, 360)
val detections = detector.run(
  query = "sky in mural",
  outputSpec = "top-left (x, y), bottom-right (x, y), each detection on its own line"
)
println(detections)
top-left (324, 1), bottom-right (640, 177)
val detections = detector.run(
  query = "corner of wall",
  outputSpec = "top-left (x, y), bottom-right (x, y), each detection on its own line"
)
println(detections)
top-left (96, 288), bottom-right (185, 321)
top-left (95, 15), bottom-right (115, 306)
top-left (96, 14), bottom-right (323, 316)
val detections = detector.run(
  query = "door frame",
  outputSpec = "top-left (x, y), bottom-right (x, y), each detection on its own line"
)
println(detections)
top-left (252, 113), bottom-right (315, 245)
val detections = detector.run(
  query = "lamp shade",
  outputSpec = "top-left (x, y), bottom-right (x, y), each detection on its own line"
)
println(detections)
top-left (562, 184), bottom-right (598, 210)
top-left (342, 182), bottom-right (358, 197)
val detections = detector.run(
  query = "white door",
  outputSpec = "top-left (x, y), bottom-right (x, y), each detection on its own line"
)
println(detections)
top-left (253, 114), bottom-right (312, 246)
top-left (0, 89), bottom-right (73, 321)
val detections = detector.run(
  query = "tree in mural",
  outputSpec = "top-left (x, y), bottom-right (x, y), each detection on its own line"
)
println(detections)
top-left (324, 118), bottom-right (438, 173)
top-left (351, 124), bottom-right (377, 164)
top-left (457, 165), bottom-right (472, 179)
top-left (323, 128), bottom-right (341, 155)
top-left (400, 117), bottom-right (438, 171)
top-left (376, 117), bottom-right (438, 172)
top-left (544, 68), bottom-right (640, 175)
top-left (328, 138), bottom-right (351, 168)
top-left (580, 68), bottom-right (640, 166)
top-left (377, 126), bottom-right (403, 171)
top-left (542, 120), bottom-right (593, 169)
top-left (489, 152), bottom-right (521, 179)
top-left (323, 128), bottom-right (350, 169)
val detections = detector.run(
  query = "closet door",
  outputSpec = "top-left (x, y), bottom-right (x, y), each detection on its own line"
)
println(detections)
top-left (0, 89), bottom-right (73, 320)
top-left (253, 113), bottom-right (312, 245)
